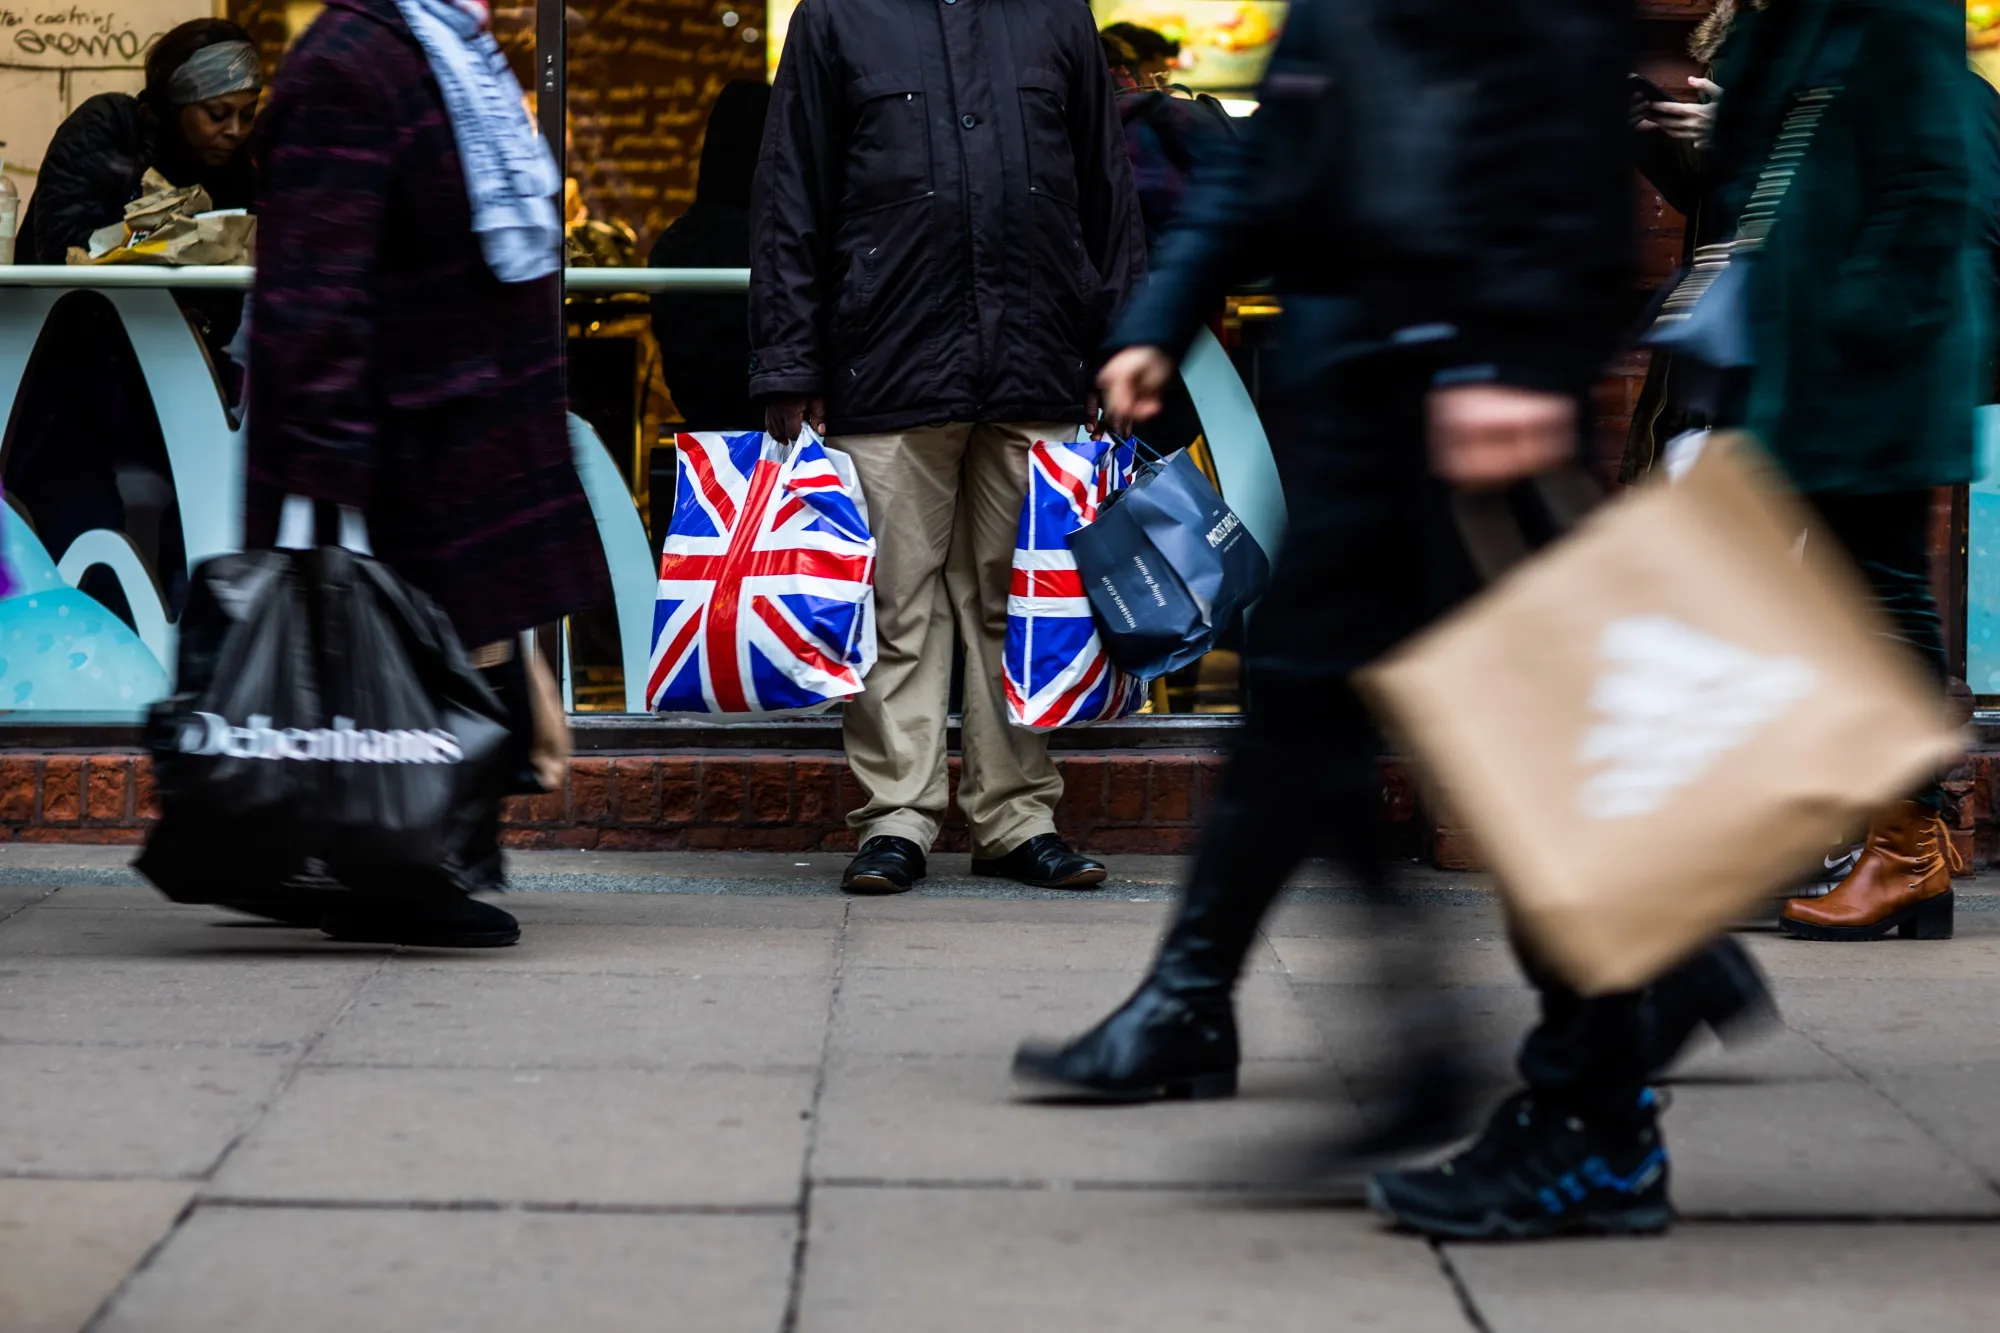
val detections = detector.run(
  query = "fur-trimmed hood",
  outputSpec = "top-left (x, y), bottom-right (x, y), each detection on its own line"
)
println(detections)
top-left (1692, 0), bottom-right (1768, 65)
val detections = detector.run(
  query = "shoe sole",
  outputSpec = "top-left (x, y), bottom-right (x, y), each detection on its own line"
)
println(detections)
top-left (320, 924), bottom-right (522, 948)
top-left (1366, 1181), bottom-right (1673, 1241)
top-left (971, 865), bottom-right (1109, 890)
top-left (1779, 890), bottom-right (1954, 942)
top-left (1012, 1065), bottom-right (1237, 1103)
top-left (840, 872), bottom-right (922, 896)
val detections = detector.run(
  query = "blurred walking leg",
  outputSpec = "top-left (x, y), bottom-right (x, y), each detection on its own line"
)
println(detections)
top-left (1783, 490), bottom-right (1958, 940)
top-left (1015, 345), bottom-right (1473, 1142)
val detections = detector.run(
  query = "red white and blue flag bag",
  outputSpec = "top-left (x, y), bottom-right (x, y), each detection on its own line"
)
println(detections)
top-left (1005, 432), bottom-right (1149, 730)
top-left (648, 430), bottom-right (877, 715)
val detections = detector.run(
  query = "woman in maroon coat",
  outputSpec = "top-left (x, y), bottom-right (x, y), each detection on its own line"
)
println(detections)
top-left (247, 0), bottom-right (608, 945)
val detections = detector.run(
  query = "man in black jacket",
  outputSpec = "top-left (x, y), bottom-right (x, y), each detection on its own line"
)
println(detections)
top-left (751, 0), bottom-right (1145, 895)
top-left (1014, 0), bottom-right (1771, 1240)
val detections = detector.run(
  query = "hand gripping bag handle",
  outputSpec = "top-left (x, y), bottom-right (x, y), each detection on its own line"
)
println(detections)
top-left (276, 494), bottom-right (373, 556)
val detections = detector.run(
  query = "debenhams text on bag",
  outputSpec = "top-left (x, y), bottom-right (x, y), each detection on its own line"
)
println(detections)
top-left (178, 713), bottom-right (464, 764)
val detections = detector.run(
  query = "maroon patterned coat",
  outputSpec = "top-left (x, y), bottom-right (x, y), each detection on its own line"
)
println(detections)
top-left (245, 0), bottom-right (609, 648)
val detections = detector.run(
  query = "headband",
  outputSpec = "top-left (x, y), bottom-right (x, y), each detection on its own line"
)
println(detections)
top-left (169, 41), bottom-right (263, 106)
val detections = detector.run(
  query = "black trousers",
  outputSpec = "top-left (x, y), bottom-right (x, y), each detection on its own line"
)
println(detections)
top-left (1160, 339), bottom-right (1654, 1120)
top-left (1808, 491), bottom-right (1949, 810)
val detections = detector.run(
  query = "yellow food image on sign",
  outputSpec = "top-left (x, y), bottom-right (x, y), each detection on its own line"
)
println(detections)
top-left (1972, 3), bottom-right (2000, 50)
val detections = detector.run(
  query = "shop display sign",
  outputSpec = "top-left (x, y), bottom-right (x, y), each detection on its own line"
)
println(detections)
top-left (1091, 1), bottom-right (1285, 92)
top-left (1974, 3), bottom-right (2000, 86)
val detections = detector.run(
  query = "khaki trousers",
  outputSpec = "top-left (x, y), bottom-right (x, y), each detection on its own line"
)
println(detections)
top-left (833, 421), bottom-right (1070, 858)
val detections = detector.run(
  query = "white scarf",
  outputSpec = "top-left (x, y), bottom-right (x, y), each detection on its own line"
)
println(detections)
top-left (393, 0), bottom-right (562, 283)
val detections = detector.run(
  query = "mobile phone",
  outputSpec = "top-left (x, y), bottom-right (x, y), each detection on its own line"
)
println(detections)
top-left (1628, 73), bottom-right (1673, 104)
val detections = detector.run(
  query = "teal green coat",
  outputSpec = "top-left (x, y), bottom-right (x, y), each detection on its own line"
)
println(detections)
top-left (1712, 0), bottom-right (1980, 495)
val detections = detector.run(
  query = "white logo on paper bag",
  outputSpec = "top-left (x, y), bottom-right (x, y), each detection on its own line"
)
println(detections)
top-left (1575, 616), bottom-right (1818, 820)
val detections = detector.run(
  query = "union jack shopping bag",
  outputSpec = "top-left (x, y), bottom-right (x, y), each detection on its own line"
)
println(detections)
top-left (1005, 433), bottom-right (1149, 730)
top-left (648, 431), bottom-right (877, 715)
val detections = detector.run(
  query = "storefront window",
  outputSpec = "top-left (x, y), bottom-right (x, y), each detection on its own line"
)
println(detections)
top-left (0, 0), bottom-right (1277, 724)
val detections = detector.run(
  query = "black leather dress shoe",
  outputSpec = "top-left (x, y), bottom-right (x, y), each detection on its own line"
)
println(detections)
top-left (321, 895), bottom-right (521, 948)
top-left (841, 836), bottom-right (927, 894)
top-left (972, 834), bottom-right (1107, 889)
top-left (1013, 978), bottom-right (1239, 1101)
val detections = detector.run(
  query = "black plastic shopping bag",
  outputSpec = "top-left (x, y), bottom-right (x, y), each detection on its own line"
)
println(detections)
top-left (137, 544), bottom-right (510, 904)
top-left (1066, 447), bottom-right (1270, 680)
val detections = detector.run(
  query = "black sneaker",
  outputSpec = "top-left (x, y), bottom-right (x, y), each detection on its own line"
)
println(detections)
top-left (1367, 1090), bottom-right (1672, 1240)
top-left (971, 834), bottom-right (1107, 889)
top-left (841, 836), bottom-right (927, 895)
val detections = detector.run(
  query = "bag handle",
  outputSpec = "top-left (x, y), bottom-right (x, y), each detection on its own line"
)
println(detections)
top-left (276, 494), bottom-right (373, 556)
top-left (1450, 467), bottom-right (1602, 584)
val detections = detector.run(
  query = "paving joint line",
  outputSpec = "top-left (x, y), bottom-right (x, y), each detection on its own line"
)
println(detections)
top-left (73, 950), bottom-right (394, 1330)
top-left (778, 896), bottom-right (849, 1333)
top-left (190, 1196), bottom-right (802, 1217)
top-left (1430, 1241), bottom-right (1495, 1333)
top-left (1785, 1022), bottom-right (2000, 1201)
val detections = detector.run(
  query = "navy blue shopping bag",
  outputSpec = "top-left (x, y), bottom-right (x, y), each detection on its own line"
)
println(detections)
top-left (1066, 446), bottom-right (1270, 679)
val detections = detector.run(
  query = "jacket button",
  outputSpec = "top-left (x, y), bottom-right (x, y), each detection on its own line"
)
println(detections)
top-left (961, 114), bottom-right (977, 129)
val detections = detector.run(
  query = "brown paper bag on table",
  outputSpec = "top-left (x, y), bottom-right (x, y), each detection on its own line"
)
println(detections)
top-left (1355, 436), bottom-right (1963, 995)
top-left (67, 170), bottom-right (255, 267)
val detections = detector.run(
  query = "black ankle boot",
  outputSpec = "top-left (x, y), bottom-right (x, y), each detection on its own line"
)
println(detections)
top-left (1640, 936), bottom-right (1777, 1078)
top-left (1368, 1090), bottom-right (1672, 1240)
top-left (1013, 977), bottom-right (1239, 1101)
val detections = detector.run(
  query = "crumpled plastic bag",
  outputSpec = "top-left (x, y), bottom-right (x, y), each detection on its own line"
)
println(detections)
top-left (67, 169), bottom-right (256, 267)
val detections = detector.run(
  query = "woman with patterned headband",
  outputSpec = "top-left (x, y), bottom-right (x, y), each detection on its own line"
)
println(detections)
top-left (5, 21), bottom-right (264, 643)
top-left (17, 19), bottom-right (263, 266)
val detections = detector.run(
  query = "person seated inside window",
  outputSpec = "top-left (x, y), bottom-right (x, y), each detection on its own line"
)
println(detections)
top-left (6, 20), bottom-right (262, 625)
top-left (19, 19), bottom-right (261, 270)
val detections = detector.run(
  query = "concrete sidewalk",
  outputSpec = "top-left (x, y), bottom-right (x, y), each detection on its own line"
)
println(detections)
top-left (3, 849), bottom-right (1999, 1331)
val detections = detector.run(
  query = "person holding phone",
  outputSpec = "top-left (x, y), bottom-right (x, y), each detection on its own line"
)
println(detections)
top-left (1621, 3), bottom-right (1749, 484)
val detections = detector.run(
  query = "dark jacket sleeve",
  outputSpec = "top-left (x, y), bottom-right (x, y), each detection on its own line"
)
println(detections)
top-left (1441, 0), bottom-right (1632, 396)
top-left (246, 42), bottom-right (401, 509)
top-left (1101, 15), bottom-right (1313, 361)
top-left (1821, 5), bottom-right (1970, 355)
top-left (747, 3), bottom-right (841, 402)
top-left (24, 95), bottom-right (146, 263)
top-left (1068, 33), bottom-right (1146, 345)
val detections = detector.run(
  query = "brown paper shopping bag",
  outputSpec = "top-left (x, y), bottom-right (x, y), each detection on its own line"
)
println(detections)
top-left (1356, 437), bottom-right (1962, 994)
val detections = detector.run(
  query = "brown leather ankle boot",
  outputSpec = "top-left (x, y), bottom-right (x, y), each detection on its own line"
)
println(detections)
top-left (1779, 801), bottom-right (1959, 941)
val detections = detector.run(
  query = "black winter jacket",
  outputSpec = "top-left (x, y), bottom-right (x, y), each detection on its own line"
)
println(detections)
top-left (749, 0), bottom-right (1146, 434)
top-left (19, 92), bottom-right (255, 265)
top-left (1109, 0), bottom-right (1631, 399)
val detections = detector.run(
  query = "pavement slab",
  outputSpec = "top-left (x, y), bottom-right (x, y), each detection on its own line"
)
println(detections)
top-left (813, 1056), bottom-right (1353, 1188)
top-left (0, 1044), bottom-right (293, 1177)
top-left (309, 966), bottom-right (830, 1069)
top-left (1664, 1076), bottom-right (2000, 1218)
top-left (1775, 978), bottom-right (2000, 1073)
top-left (0, 905), bottom-right (382, 960)
top-left (430, 922), bottom-right (839, 975)
top-left (3, 850), bottom-right (1999, 1327)
top-left (797, 1187), bottom-right (1473, 1332)
top-left (211, 1065), bottom-right (816, 1207)
top-left (0, 957), bottom-right (376, 1048)
top-left (96, 1206), bottom-right (797, 1333)
top-left (1447, 1224), bottom-right (2000, 1333)
top-left (832, 967), bottom-right (1323, 1062)
top-left (0, 1179), bottom-right (193, 1333)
